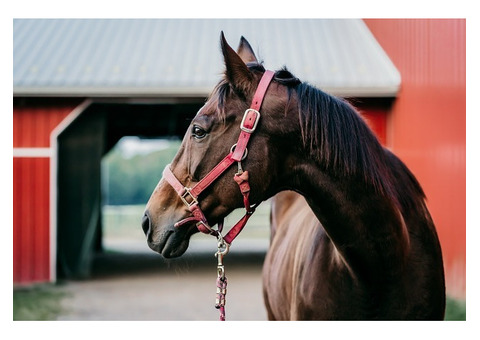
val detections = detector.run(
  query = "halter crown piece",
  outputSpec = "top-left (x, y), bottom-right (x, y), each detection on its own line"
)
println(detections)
top-left (162, 70), bottom-right (275, 320)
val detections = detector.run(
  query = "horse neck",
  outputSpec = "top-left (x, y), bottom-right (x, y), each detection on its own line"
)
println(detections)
top-left (292, 160), bottom-right (410, 282)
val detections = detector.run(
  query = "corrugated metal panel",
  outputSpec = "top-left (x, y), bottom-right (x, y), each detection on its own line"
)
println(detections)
top-left (13, 19), bottom-right (400, 97)
top-left (13, 157), bottom-right (51, 284)
top-left (364, 19), bottom-right (465, 88)
top-left (365, 19), bottom-right (466, 299)
top-left (13, 104), bottom-right (77, 148)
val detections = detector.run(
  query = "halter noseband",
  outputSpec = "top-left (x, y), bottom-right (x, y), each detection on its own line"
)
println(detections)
top-left (162, 70), bottom-right (275, 245)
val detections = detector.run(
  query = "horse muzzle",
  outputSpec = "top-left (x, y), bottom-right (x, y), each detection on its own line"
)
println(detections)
top-left (142, 208), bottom-right (195, 258)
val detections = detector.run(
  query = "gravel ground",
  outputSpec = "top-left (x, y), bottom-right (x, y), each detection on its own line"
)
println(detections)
top-left (57, 247), bottom-right (268, 321)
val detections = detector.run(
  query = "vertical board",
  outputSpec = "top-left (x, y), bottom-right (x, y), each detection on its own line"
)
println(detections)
top-left (364, 19), bottom-right (466, 298)
top-left (13, 157), bottom-right (50, 284)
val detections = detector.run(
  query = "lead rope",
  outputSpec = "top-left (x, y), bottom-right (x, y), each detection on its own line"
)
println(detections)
top-left (212, 161), bottom-right (253, 321)
top-left (214, 235), bottom-right (229, 321)
top-left (163, 71), bottom-right (275, 321)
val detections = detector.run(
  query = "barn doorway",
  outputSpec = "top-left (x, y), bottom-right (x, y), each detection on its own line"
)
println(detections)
top-left (55, 100), bottom-right (202, 279)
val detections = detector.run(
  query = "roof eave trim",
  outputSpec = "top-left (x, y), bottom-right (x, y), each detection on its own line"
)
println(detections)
top-left (13, 85), bottom-right (400, 98)
top-left (13, 86), bottom-right (214, 98)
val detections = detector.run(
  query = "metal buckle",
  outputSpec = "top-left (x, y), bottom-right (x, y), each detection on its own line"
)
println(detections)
top-left (180, 188), bottom-right (198, 207)
top-left (240, 109), bottom-right (260, 133)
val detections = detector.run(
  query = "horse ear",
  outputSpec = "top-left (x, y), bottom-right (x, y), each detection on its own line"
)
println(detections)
top-left (220, 31), bottom-right (254, 93)
top-left (237, 36), bottom-right (258, 63)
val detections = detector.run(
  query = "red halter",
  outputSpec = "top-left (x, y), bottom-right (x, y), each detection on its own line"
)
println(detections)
top-left (162, 70), bottom-right (275, 245)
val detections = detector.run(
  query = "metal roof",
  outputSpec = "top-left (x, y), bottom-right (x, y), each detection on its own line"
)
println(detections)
top-left (13, 19), bottom-right (400, 98)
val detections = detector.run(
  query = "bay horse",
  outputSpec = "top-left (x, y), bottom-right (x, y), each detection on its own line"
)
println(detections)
top-left (142, 33), bottom-right (445, 320)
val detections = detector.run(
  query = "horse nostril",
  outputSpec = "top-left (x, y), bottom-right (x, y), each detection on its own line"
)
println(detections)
top-left (142, 212), bottom-right (151, 236)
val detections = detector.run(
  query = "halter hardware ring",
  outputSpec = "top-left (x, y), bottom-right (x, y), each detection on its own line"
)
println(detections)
top-left (196, 220), bottom-right (215, 234)
top-left (230, 144), bottom-right (248, 161)
top-left (216, 240), bottom-right (230, 257)
top-left (240, 109), bottom-right (261, 133)
top-left (180, 188), bottom-right (198, 207)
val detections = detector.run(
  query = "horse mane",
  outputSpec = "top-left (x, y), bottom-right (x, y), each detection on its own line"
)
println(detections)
top-left (269, 66), bottom-right (417, 202)
top-left (212, 63), bottom-right (425, 203)
top-left (294, 80), bottom-right (394, 196)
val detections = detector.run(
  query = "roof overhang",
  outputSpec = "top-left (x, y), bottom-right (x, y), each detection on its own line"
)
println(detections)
top-left (13, 19), bottom-right (401, 98)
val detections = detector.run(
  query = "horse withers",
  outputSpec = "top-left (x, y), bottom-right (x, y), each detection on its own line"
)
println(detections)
top-left (142, 33), bottom-right (445, 320)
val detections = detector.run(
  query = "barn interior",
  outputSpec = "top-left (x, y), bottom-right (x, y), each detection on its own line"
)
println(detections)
top-left (54, 100), bottom-right (204, 278)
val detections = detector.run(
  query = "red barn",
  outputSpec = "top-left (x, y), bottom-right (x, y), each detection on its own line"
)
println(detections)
top-left (364, 19), bottom-right (466, 299)
top-left (13, 19), bottom-right (465, 300)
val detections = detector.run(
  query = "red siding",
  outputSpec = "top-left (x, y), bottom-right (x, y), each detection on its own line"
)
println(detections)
top-left (13, 158), bottom-right (51, 284)
top-left (364, 19), bottom-right (466, 298)
top-left (361, 108), bottom-right (387, 146)
top-left (13, 102), bottom-right (78, 284)
top-left (13, 105), bottom-right (74, 148)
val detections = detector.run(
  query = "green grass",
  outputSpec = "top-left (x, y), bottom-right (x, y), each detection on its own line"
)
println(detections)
top-left (13, 284), bottom-right (68, 321)
top-left (445, 297), bottom-right (466, 321)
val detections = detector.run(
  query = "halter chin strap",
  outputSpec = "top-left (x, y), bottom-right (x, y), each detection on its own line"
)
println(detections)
top-left (162, 70), bottom-right (275, 245)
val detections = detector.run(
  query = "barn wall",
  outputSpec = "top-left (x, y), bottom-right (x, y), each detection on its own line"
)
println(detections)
top-left (13, 100), bottom-right (80, 284)
top-left (364, 19), bottom-right (466, 298)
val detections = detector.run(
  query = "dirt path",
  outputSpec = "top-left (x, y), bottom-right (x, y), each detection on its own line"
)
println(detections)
top-left (57, 251), bottom-right (268, 321)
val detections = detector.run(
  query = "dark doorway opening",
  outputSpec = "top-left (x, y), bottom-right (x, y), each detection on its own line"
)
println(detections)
top-left (55, 101), bottom-right (203, 279)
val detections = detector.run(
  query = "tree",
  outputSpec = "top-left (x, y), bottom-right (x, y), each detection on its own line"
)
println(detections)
top-left (102, 139), bottom-right (181, 205)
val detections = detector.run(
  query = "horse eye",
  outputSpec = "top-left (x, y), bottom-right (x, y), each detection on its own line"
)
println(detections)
top-left (192, 125), bottom-right (207, 140)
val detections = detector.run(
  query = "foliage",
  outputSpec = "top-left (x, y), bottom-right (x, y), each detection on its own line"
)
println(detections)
top-left (102, 139), bottom-right (181, 205)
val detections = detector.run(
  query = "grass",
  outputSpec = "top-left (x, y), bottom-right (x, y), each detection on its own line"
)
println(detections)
top-left (13, 284), bottom-right (68, 321)
top-left (444, 297), bottom-right (466, 321)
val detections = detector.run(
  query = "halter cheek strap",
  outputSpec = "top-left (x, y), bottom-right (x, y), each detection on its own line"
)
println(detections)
top-left (162, 70), bottom-right (275, 245)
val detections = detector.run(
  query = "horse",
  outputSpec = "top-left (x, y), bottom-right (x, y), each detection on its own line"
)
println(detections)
top-left (142, 33), bottom-right (446, 320)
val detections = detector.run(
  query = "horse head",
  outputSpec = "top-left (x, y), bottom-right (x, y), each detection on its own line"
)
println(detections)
top-left (142, 33), bottom-right (300, 257)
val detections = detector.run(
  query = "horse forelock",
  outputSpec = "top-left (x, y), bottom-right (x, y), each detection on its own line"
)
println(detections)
top-left (209, 64), bottom-right (300, 119)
